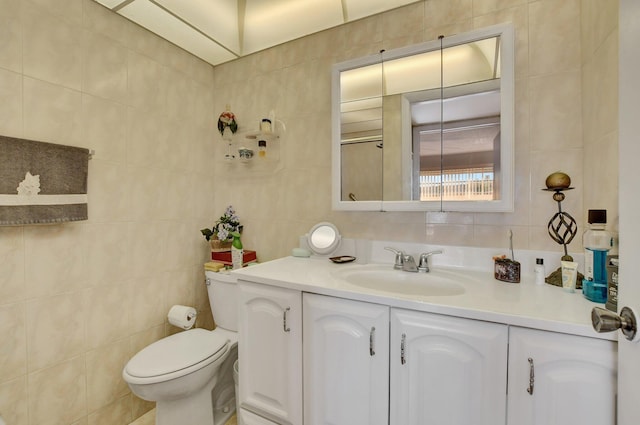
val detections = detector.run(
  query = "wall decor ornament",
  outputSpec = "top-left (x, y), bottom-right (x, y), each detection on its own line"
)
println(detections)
top-left (217, 107), bottom-right (238, 138)
top-left (218, 105), bottom-right (238, 160)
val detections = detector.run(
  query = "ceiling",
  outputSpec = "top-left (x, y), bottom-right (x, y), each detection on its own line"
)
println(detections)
top-left (93, 0), bottom-right (420, 66)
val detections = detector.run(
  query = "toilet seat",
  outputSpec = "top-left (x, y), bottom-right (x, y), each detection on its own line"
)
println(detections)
top-left (124, 328), bottom-right (229, 385)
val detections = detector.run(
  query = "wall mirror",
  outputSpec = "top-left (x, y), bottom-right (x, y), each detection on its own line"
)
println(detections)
top-left (331, 24), bottom-right (514, 212)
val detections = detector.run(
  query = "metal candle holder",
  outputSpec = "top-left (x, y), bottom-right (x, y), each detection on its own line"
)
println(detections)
top-left (544, 187), bottom-right (577, 259)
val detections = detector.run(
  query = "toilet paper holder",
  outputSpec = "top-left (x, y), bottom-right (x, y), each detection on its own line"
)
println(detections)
top-left (168, 305), bottom-right (198, 330)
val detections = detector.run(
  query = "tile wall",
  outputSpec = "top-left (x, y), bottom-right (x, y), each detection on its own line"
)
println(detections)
top-left (0, 0), bottom-right (216, 424)
top-left (0, 0), bottom-right (619, 424)
top-left (211, 0), bottom-right (618, 259)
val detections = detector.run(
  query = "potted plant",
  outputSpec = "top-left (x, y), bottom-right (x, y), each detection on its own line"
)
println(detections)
top-left (201, 205), bottom-right (242, 251)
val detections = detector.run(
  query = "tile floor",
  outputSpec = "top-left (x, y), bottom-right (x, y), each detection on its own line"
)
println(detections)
top-left (129, 409), bottom-right (237, 425)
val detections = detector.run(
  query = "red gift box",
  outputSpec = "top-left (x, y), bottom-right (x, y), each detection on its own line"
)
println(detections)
top-left (211, 250), bottom-right (257, 266)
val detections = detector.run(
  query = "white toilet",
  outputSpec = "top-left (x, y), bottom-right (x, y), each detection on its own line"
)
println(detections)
top-left (123, 271), bottom-right (238, 425)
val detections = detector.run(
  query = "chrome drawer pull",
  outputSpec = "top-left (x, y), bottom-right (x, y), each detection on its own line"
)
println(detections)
top-left (400, 333), bottom-right (406, 365)
top-left (369, 327), bottom-right (376, 356)
top-left (283, 307), bottom-right (291, 332)
top-left (527, 357), bottom-right (535, 395)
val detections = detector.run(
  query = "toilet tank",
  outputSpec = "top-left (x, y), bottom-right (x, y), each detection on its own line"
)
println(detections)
top-left (205, 271), bottom-right (238, 332)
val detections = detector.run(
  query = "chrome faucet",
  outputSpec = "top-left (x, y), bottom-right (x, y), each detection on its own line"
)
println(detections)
top-left (385, 247), bottom-right (419, 272)
top-left (385, 247), bottom-right (404, 270)
top-left (417, 250), bottom-right (443, 273)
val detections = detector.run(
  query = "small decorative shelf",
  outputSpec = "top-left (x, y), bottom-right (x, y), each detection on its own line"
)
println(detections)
top-left (244, 131), bottom-right (279, 141)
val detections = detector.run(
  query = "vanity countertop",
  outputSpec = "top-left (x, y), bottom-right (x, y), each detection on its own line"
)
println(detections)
top-left (231, 256), bottom-right (614, 341)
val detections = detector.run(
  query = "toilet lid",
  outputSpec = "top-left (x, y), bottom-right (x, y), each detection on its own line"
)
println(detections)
top-left (125, 328), bottom-right (229, 378)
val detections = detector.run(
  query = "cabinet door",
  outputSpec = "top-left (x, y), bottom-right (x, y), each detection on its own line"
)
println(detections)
top-left (390, 308), bottom-right (508, 425)
top-left (507, 327), bottom-right (617, 425)
top-left (238, 408), bottom-right (280, 425)
top-left (238, 281), bottom-right (302, 425)
top-left (303, 293), bottom-right (389, 425)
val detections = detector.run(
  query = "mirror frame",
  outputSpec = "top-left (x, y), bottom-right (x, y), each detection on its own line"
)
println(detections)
top-left (332, 23), bottom-right (515, 212)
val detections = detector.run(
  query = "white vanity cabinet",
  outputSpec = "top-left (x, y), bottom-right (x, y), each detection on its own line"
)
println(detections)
top-left (390, 309), bottom-right (508, 425)
top-left (507, 326), bottom-right (617, 425)
top-left (302, 294), bottom-right (508, 425)
top-left (303, 294), bottom-right (390, 425)
top-left (234, 255), bottom-right (618, 425)
top-left (237, 281), bottom-right (303, 425)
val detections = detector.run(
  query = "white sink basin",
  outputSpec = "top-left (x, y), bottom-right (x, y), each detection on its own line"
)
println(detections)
top-left (333, 264), bottom-right (466, 297)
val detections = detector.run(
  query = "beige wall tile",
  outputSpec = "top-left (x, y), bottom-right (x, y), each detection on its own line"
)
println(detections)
top-left (425, 0), bottom-right (474, 28)
top-left (584, 131), bottom-right (619, 224)
top-left (383, 2), bottom-right (425, 44)
top-left (127, 222), bottom-right (166, 278)
top-left (581, 0), bottom-right (618, 59)
top-left (28, 356), bottom-right (87, 425)
top-left (474, 224), bottom-right (529, 249)
top-left (28, 0), bottom-right (84, 26)
top-left (0, 377), bottom-right (28, 425)
top-left (426, 223), bottom-right (475, 246)
top-left (22, 2), bottom-right (83, 90)
top-left (84, 284), bottom-right (131, 350)
top-left (86, 339), bottom-right (130, 412)
top-left (128, 325), bottom-right (165, 357)
top-left (529, 0), bottom-right (581, 76)
top-left (82, 32), bottom-right (128, 103)
top-left (88, 395), bottom-right (131, 425)
top-left (164, 268), bottom-right (198, 313)
top-left (24, 223), bottom-right (88, 298)
top-left (83, 0), bottom-right (132, 47)
top-left (23, 76), bottom-right (83, 146)
top-left (582, 32), bottom-right (618, 143)
top-left (0, 227), bottom-right (26, 305)
top-left (426, 212), bottom-right (474, 225)
top-left (0, 68), bottom-right (23, 138)
top-left (0, 303), bottom-right (26, 382)
top-left (529, 71), bottom-right (583, 151)
top-left (0, 0), bottom-right (22, 73)
top-left (86, 160), bottom-right (132, 223)
top-left (473, 0), bottom-right (528, 16)
top-left (128, 276), bottom-right (167, 334)
top-left (127, 51), bottom-right (168, 113)
top-left (126, 107), bottom-right (170, 169)
top-left (26, 292), bottom-right (86, 371)
top-left (346, 15), bottom-right (383, 48)
top-left (84, 222), bottom-right (131, 285)
top-left (131, 394), bottom-right (155, 423)
top-left (81, 94), bottom-right (127, 163)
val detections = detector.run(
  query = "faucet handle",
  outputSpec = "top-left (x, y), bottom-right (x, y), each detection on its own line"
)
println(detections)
top-left (384, 247), bottom-right (405, 270)
top-left (418, 250), bottom-right (443, 273)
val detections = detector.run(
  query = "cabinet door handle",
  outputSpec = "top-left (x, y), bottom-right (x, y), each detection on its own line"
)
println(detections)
top-left (400, 333), bottom-right (406, 365)
top-left (369, 327), bottom-right (376, 356)
top-left (283, 307), bottom-right (291, 332)
top-left (527, 357), bottom-right (535, 395)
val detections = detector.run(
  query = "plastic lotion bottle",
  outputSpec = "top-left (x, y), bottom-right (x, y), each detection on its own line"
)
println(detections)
top-left (583, 209), bottom-right (612, 283)
top-left (534, 258), bottom-right (545, 285)
top-left (231, 231), bottom-right (243, 270)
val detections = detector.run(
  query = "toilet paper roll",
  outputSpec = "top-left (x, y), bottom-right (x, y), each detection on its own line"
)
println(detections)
top-left (168, 305), bottom-right (197, 330)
